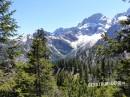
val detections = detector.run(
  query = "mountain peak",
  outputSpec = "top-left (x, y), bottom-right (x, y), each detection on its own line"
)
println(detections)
top-left (78, 13), bottom-right (106, 26)
top-left (88, 13), bottom-right (103, 19)
top-left (53, 27), bottom-right (64, 36)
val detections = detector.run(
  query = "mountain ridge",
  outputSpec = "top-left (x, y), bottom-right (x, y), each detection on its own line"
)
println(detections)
top-left (23, 7), bottom-right (130, 61)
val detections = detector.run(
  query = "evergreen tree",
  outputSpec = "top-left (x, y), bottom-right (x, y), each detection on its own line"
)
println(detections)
top-left (27, 29), bottom-right (58, 97)
top-left (97, 16), bottom-right (130, 97)
top-left (114, 17), bottom-right (130, 97)
top-left (0, 0), bottom-right (19, 96)
top-left (0, 0), bottom-right (19, 74)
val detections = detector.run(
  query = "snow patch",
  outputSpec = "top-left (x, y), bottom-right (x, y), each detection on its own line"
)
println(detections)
top-left (118, 16), bottom-right (128, 21)
top-left (79, 24), bottom-right (88, 29)
top-left (105, 24), bottom-right (111, 29)
top-left (71, 33), bottom-right (102, 49)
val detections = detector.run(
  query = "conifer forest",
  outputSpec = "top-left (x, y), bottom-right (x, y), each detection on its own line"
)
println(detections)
top-left (0, 0), bottom-right (130, 97)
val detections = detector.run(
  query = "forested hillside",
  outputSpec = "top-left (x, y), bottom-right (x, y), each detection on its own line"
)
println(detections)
top-left (0, 0), bottom-right (130, 97)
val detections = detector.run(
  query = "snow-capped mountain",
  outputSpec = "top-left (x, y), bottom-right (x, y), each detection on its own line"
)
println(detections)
top-left (107, 8), bottom-right (130, 38)
top-left (23, 8), bottom-right (130, 61)
top-left (47, 13), bottom-right (112, 60)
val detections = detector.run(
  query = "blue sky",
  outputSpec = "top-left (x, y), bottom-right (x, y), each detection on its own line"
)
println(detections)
top-left (12, 0), bottom-right (130, 35)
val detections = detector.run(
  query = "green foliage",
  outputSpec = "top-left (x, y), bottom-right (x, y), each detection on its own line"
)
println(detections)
top-left (96, 16), bottom-right (130, 96)
top-left (0, 0), bottom-right (18, 42)
top-left (94, 86), bottom-right (119, 97)
top-left (14, 62), bottom-right (36, 97)
top-left (0, 0), bottom-right (20, 96)
top-left (0, 0), bottom-right (129, 97)
top-left (26, 29), bottom-right (58, 97)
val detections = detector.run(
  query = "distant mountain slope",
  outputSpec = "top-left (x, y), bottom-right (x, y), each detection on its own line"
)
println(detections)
top-left (23, 8), bottom-right (130, 61)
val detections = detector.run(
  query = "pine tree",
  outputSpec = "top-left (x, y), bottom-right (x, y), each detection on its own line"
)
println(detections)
top-left (114, 17), bottom-right (130, 97)
top-left (27, 29), bottom-right (58, 97)
top-left (0, 0), bottom-right (18, 73)
top-left (97, 16), bottom-right (130, 97)
top-left (0, 0), bottom-right (19, 96)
